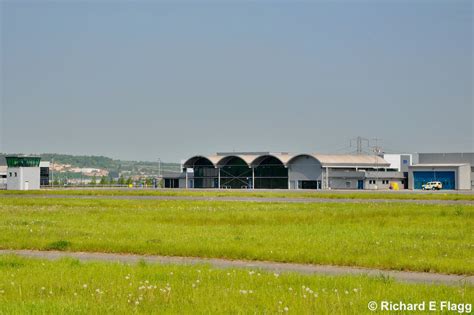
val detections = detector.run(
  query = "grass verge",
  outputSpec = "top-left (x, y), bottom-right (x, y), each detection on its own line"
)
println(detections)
top-left (0, 188), bottom-right (473, 201)
top-left (0, 255), bottom-right (471, 314)
top-left (0, 197), bottom-right (472, 274)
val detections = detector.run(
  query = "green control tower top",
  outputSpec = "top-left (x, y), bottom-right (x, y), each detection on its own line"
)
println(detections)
top-left (5, 156), bottom-right (41, 168)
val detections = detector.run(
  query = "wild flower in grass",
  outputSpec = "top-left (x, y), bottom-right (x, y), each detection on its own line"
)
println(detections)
top-left (49, 291), bottom-right (53, 295)
top-left (125, 275), bottom-right (130, 280)
top-left (278, 301), bottom-right (282, 305)
top-left (314, 293), bottom-right (318, 298)
top-left (283, 307), bottom-right (289, 312)
top-left (83, 284), bottom-right (88, 289)
top-left (334, 289), bottom-right (338, 293)
top-left (273, 273), bottom-right (279, 278)
top-left (170, 272), bottom-right (173, 275)
top-left (135, 301), bottom-right (139, 305)
top-left (192, 284), bottom-right (196, 288)
top-left (227, 273), bottom-right (231, 276)
top-left (303, 294), bottom-right (307, 298)
top-left (345, 290), bottom-right (349, 295)
top-left (353, 288), bottom-right (358, 293)
top-left (248, 271), bottom-right (255, 275)
top-left (41, 287), bottom-right (46, 291)
top-left (0, 290), bottom-right (4, 294)
top-left (73, 292), bottom-right (77, 296)
top-left (239, 290), bottom-right (248, 294)
top-left (10, 282), bottom-right (14, 286)
top-left (197, 270), bottom-right (201, 273)
top-left (196, 280), bottom-right (200, 283)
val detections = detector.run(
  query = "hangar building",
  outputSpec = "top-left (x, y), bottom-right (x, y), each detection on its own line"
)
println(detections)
top-left (180, 152), bottom-right (405, 190)
top-left (408, 152), bottom-right (473, 190)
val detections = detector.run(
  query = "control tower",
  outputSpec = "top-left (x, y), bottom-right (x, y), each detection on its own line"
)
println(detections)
top-left (6, 155), bottom-right (41, 190)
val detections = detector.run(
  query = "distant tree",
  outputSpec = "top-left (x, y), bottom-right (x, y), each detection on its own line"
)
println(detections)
top-left (126, 177), bottom-right (133, 186)
top-left (145, 177), bottom-right (153, 186)
top-left (109, 177), bottom-right (116, 185)
top-left (99, 176), bottom-right (108, 185)
top-left (90, 176), bottom-right (97, 186)
top-left (118, 176), bottom-right (125, 186)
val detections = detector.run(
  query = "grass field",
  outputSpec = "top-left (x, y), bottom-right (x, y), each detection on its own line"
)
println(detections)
top-left (0, 188), bottom-right (473, 201)
top-left (0, 197), bottom-right (472, 274)
top-left (0, 255), bottom-right (471, 314)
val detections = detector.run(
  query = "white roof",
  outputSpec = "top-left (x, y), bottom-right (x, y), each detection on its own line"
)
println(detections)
top-left (183, 152), bottom-right (390, 168)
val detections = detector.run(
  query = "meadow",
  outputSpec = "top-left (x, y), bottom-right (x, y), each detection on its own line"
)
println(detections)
top-left (0, 188), bottom-right (473, 201)
top-left (0, 197), bottom-right (472, 274)
top-left (0, 255), bottom-right (472, 314)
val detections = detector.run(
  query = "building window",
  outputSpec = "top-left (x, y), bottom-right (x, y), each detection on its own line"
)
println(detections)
top-left (15, 172), bottom-right (17, 177)
top-left (9, 172), bottom-right (12, 177)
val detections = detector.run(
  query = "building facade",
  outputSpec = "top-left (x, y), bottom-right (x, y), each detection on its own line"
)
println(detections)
top-left (177, 152), bottom-right (405, 190)
top-left (417, 153), bottom-right (474, 189)
top-left (6, 156), bottom-right (41, 190)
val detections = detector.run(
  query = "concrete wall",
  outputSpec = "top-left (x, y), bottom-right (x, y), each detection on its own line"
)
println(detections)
top-left (458, 164), bottom-right (471, 190)
top-left (7, 167), bottom-right (40, 190)
top-left (365, 179), bottom-right (404, 190)
top-left (329, 178), bottom-right (359, 189)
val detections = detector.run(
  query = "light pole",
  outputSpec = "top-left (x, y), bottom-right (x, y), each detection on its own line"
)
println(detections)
top-left (157, 158), bottom-right (161, 189)
top-left (51, 158), bottom-right (54, 188)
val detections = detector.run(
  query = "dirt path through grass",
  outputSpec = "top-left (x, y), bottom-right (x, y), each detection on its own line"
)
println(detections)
top-left (1, 249), bottom-right (472, 286)
top-left (1, 194), bottom-right (473, 205)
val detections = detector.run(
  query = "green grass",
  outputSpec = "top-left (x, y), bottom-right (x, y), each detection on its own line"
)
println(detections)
top-left (0, 188), bottom-right (473, 200)
top-left (0, 197), bottom-right (472, 275)
top-left (0, 255), bottom-right (471, 314)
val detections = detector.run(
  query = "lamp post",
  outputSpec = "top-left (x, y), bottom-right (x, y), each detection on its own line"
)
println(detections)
top-left (157, 158), bottom-right (161, 189)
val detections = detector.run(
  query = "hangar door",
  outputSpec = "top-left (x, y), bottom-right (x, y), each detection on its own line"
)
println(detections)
top-left (413, 171), bottom-right (455, 190)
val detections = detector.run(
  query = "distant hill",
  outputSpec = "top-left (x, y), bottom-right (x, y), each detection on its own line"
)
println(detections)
top-left (0, 153), bottom-right (181, 177)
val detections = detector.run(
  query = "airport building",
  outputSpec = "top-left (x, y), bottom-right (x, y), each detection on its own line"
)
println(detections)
top-left (5, 155), bottom-right (42, 190)
top-left (179, 152), bottom-right (406, 190)
top-left (408, 152), bottom-right (474, 190)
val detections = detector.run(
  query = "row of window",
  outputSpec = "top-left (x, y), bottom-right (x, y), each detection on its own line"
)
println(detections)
top-left (9, 172), bottom-right (18, 177)
top-left (368, 180), bottom-right (391, 185)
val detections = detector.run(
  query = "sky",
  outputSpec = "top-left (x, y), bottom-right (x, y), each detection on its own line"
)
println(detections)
top-left (1, 0), bottom-right (472, 162)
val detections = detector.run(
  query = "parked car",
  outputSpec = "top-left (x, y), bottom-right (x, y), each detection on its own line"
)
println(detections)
top-left (422, 181), bottom-right (443, 190)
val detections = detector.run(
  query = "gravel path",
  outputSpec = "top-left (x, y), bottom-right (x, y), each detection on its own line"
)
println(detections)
top-left (1, 194), bottom-right (472, 205)
top-left (1, 249), bottom-right (471, 286)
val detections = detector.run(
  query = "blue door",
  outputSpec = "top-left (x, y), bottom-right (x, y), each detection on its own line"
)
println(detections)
top-left (357, 180), bottom-right (364, 189)
top-left (413, 171), bottom-right (455, 190)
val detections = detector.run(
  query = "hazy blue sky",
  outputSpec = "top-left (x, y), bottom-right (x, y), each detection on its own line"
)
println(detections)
top-left (1, 0), bottom-right (472, 162)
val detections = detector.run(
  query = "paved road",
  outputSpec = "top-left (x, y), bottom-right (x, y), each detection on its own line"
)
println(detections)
top-left (0, 249), bottom-right (471, 286)
top-left (1, 194), bottom-right (472, 205)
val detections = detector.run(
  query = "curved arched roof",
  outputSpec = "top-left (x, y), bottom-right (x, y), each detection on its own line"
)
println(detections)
top-left (183, 153), bottom-right (390, 168)
top-left (286, 153), bottom-right (321, 165)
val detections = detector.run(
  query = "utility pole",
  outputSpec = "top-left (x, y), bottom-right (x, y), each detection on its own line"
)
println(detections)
top-left (157, 158), bottom-right (161, 189)
top-left (371, 138), bottom-right (383, 190)
top-left (51, 158), bottom-right (54, 188)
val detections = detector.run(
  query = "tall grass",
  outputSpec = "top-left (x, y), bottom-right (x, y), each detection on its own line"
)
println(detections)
top-left (0, 255), bottom-right (471, 314)
top-left (0, 188), bottom-right (473, 200)
top-left (0, 197), bottom-right (472, 274)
